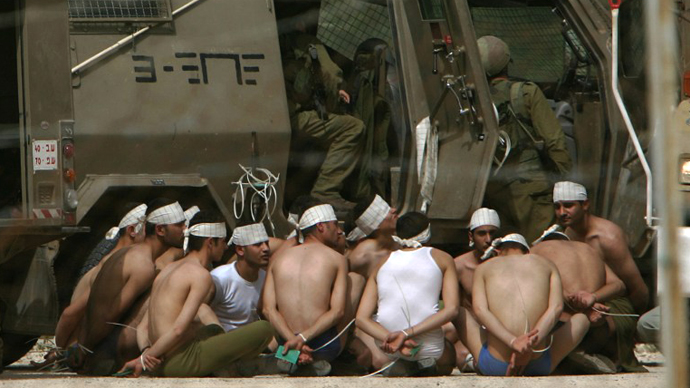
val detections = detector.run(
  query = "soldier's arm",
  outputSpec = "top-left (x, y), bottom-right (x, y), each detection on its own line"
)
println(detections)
top-left (600, 232), bottom-right (649, 313)
top-left (526, 84), bottom-right (572, 175)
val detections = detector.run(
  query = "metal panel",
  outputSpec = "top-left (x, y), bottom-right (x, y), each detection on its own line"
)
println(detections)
top-left (21, 0), bottom-right (74, 226)
top-left (393, 0), bottom-right (497, 222)
top-left (70, 0), bottom-right (290, 229)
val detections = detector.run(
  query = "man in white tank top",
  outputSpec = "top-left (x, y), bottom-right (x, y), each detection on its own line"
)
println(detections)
top-left (473, 234), bottom-right (589, 376)
top-left (356, 212), bottom-right (460, 376)
top-left (211, 223), bottom-right (270, 332)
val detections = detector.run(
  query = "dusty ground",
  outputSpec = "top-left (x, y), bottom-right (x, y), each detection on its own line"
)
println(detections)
top-left (0, 338), bottom-right (668, 387)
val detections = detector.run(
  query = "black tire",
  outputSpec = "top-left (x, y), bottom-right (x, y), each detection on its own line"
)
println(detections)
top-left (77, 237), bottom-right (118, 279)
top-left (1, 333), bottom-right (38, 367)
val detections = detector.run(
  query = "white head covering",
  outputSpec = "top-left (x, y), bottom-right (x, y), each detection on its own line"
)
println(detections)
top-left (105, 204), bottom-right (147, 240)
top-left (298, 204), bottom-right (337, 230)
top-left (531, 224), bottom-right (560, 245)
top-left (146, 202), bottom-right (186, 225)
top-left (287, 213), bottom-right (299, 228)
top-left (553, 181), bottom-right (588, 202)
top-left (392, 224), bottom-right (431, 248)
top-left (355, 195), bottom-right (391, 236)
top-left (184, 206), bottom-right (201, 227)
top-left (183, 222), bottom-right (228, 253)
top-left (346, 227), bottom-right (367, 243)
top-left (469, 208), bottom-right (501, 231)
top-left (499, 233), bottom-right (530, 252)
top-left (230, 223), bottom-right (269, 246)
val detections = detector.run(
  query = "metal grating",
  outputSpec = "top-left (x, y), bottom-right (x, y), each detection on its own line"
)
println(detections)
top-left (38, 184), bottom-right (55, 205)
top-left (317, 0), bottom-right (393, 61)
top-left (68, 0), bottom-right (172, 21)
top-left (472, 7), bottom-right (564, 83)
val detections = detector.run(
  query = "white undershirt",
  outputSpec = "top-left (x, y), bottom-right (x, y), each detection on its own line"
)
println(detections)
top-left (210, 261), bottom-right (266, 332)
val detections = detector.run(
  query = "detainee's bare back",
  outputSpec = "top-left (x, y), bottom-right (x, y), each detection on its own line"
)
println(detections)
top-left (475, 254), bottom-right (555, 360)
top-left (82, 244), bottom-right (156, 348)
top-left (271, 243), bottom-right (342, 333)
top-left (531, 240), bottom-right (604, 296)
top-left (148, 259), bottom-right (213, 357)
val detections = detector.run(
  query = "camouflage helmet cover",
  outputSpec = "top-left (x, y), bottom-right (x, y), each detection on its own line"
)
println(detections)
top-left (477, 35), bottom-right (510, 77)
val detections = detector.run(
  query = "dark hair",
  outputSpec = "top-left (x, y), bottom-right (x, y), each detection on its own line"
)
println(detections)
top-left (353, 195), bottom-right (378, 222)
top-left (186, 210), bottom-right (226, 252)
top-left (289, 195), bottom-right (321, 217)
top-left (144, 198), bottom-right (178, 236)
top-left (117, 202), bottom-right (144, 237)
top-left (500, 241), bottom-right (529, 254)
top-left (396, 212), bottom-right (429, 239)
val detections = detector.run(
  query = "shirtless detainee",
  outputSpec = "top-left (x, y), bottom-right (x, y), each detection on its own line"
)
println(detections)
top-left (452, 208), bottom-right (501, 370)
top-left (153, 205), bottom-right (199, 271)
top-left (553, 181), bottom-right (648, 372)
top-left (52, 203), bottom-right (147, 360)
top-left (532, 230), bottom-right (628, 373)
top-left (473, 234), bottom-right (589, 376)
top-left (262, 204), bottom-right (348, 376)
top-left (120, 211), bottom-right (273, 377)
top-left (356, 212), bottom-right (459, 376)
top-left (345, 194), bottom-right (399, 369)
top-left (69, 199), bottom-right (186, 375)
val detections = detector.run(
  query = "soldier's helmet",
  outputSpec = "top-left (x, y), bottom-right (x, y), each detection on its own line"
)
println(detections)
top-left (477, 35), bottom-right (510, 77)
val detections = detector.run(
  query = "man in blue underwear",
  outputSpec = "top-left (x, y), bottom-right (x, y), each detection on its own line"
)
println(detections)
top-left (473, 234), bottom-right (590, 376)
top-left (262, 204), bottom-right (349, 376)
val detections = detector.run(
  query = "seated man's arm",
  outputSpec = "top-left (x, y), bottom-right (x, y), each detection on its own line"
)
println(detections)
top-left (591, 263), bottom-right (626, 305)
top-left (401, 249), bottom-right (460, 337)
top-left (600, 233), bottom-right (649, 313)
top-left (55, 290), bottom-right (90, 349)
top-left (472, 265), bottom-right (520, 348)
top-left (355, 262), bottom-right (390, 342)
top-left (299, 255), bottom-right (348, 341)
top-left (146, 271), bottom-right (213, 359)
top-left (82, 254), bottom-right (155, 349)
top-left (532, 262), bottom-right (564, 344)
top-left (136, 312), bottom-right (151, 352)
top-left (261, 264), bottom-right (295, 341)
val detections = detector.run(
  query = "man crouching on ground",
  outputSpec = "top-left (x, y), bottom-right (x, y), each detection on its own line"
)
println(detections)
top-left (473, 234), bottom-right (590, 376)
top-left (120, 211), bottom-right (273, 377)
top-left (262, 203), bottom-right (349, 376)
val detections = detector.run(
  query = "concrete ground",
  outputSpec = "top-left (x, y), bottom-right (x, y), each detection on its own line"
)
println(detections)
top-left (0, 340), bottom-right (667, 387)
top-left (0, 365), bottom-right (667, 388)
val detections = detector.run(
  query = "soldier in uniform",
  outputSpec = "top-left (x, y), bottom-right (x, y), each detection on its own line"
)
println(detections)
top-left (478, 35), bottom-right (572, 242)
top-left (281, 17), bottom-right (366, 211)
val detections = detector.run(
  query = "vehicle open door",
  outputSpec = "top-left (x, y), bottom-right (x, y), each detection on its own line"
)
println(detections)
top-left (390, 0), bottom-right (500, 237)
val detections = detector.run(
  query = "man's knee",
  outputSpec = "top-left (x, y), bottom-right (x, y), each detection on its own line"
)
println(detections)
top-left (332, 115), bottom-right (365, 141)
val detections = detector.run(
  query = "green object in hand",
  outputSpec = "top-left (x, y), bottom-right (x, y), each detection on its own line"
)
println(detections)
top-left (112, 369), bottom-right (134, 377)
top-left (275, 345), bottom-right (300, 364)
top-left (410, 345), bottom-right (421, 357)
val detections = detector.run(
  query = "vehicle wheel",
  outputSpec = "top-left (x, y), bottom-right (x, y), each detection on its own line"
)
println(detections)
top-left (77, 237), bottom-right (117, 278)
top-left (1, 332), bottom-right (38, 367)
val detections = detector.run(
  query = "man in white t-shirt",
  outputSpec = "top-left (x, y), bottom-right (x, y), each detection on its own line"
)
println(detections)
top-left (211, 223), bottom-right (270, 332)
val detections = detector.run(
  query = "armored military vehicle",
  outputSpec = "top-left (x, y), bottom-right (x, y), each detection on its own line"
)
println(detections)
top-left (0, 0), bottom-right (668, 365)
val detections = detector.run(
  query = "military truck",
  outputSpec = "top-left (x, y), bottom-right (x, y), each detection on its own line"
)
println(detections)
top-left (0, 0), bottom-right (664, 366)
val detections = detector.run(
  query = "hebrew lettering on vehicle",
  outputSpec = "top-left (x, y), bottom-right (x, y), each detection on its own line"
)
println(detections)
top-left (132, 52), bottom-right (265, 85)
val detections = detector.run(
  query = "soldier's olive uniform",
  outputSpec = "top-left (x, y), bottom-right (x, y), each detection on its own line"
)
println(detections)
top-left (484, 78), bottom-right (572, 242)
top-left (281, 33), bottom-right (365, 200)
